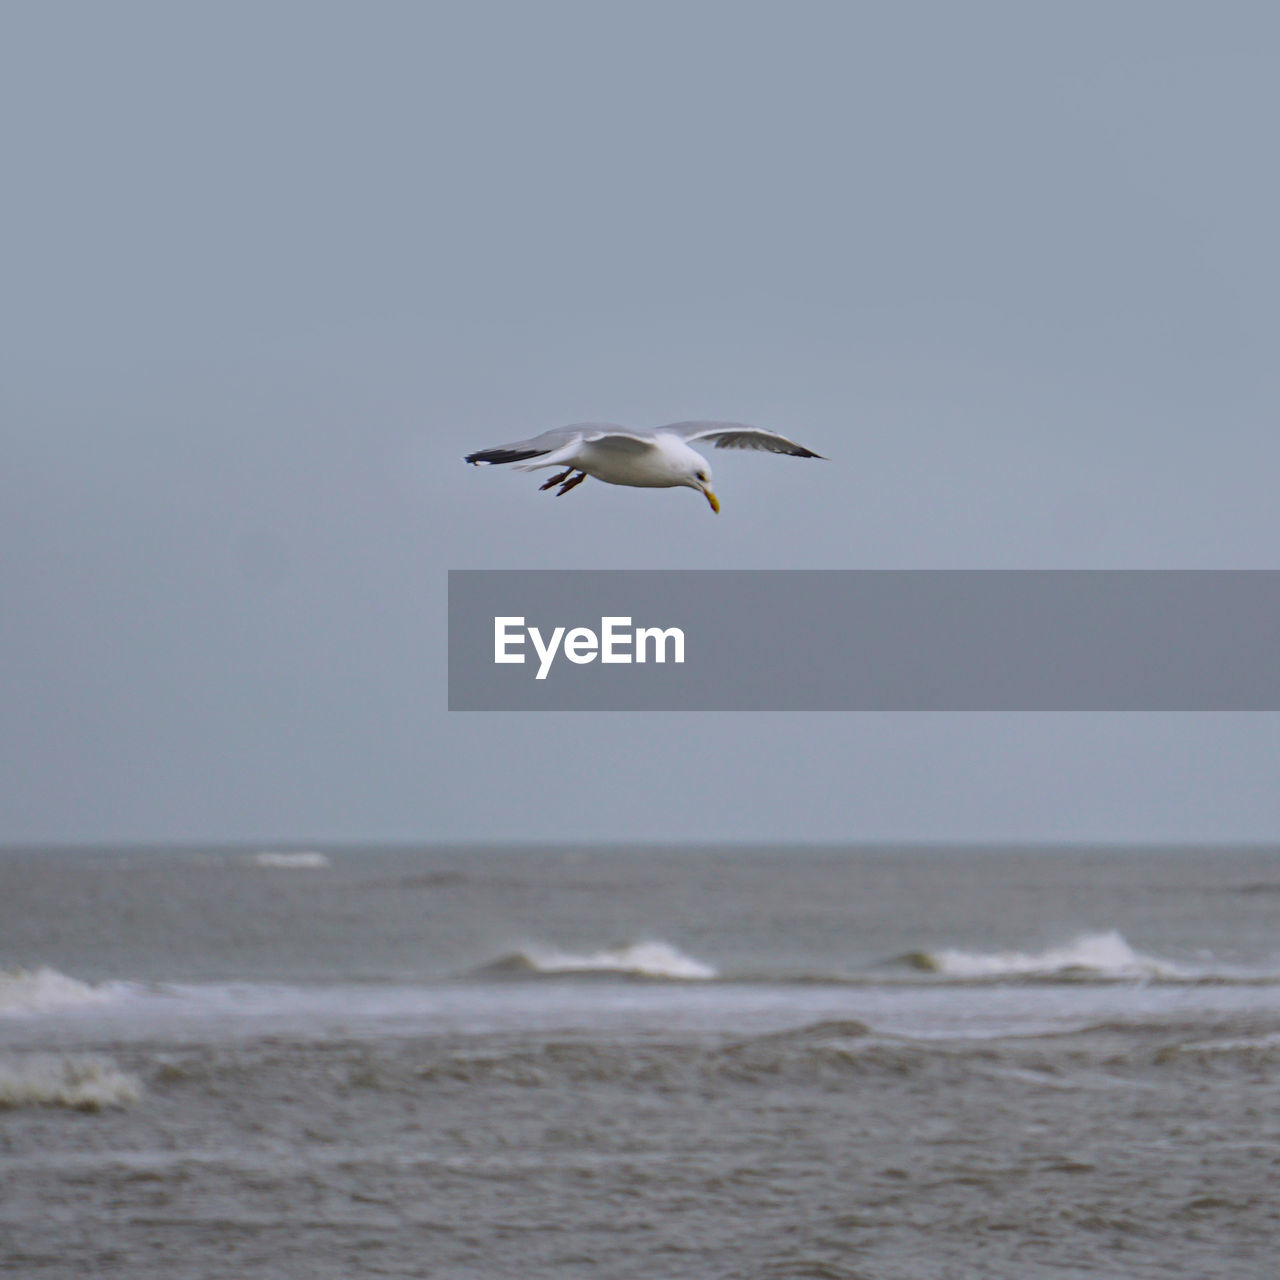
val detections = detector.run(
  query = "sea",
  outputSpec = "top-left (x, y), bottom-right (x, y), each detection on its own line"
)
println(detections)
top-left (1, 843), bottom-right (1278, 1279)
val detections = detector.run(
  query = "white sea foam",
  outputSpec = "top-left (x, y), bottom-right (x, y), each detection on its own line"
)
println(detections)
top-left (0, 967), bottom-right (122, 1015)
top-left (915, 931), bottom-right (1182, 981)
top-left (0, 1054), bottom-right (142, 1110)
top-left (522, 940), bottom-right (718, 980)
top-left (253, 850), bottom-right (331, 869)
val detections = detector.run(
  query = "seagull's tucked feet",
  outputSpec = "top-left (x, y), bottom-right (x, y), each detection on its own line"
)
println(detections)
top-left (539, 468), bottom-right (575, 491)
top-left (556, 471), bottom-right (587, 496)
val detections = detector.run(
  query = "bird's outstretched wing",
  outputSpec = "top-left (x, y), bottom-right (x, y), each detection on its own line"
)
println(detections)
top-left (464, 426), bottom-right (583, 466)
top-left (465, 423), bottom-right (662, 466)
top-left (659, 421), bottom-right (824, 459)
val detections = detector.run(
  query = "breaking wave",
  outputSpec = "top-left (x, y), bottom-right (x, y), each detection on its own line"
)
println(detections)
top-left (0, 967), bottom-right (124, 1015)
top-left (902, 931), bottom-right (1183, 981)
top-left (0, 1054), bottom-right (142, 1110)
top-left (473, 940), bottom-right (718, 981)
top-left (252, 850), bottom-right (331, 869)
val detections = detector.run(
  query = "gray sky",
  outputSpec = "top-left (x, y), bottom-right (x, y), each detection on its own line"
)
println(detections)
top-left (3, 2), bottom-right (1279, 845)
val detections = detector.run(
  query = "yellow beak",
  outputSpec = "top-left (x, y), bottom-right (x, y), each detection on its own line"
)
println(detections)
top-left (703, 486), bottom-right (720, 514)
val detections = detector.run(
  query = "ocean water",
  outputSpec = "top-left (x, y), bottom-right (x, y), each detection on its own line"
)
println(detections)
top-left (1, 844), bottom-right (1278, 1279)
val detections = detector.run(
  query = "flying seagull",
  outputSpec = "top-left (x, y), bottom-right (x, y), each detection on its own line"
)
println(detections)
top-left (463, 421), bottom-right (824, 513)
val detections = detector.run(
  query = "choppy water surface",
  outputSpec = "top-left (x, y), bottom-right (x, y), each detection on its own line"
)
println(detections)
top-left (2, 844), bottom-right (1278, 1278)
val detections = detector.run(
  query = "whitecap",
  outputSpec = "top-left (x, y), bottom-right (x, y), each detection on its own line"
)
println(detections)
top-left (912, 930), bottom-right (1182, 981)
top-left (0, 1053), bottom-right (142, 1110)
top-left (0, 967), bottom-right (121, 1015)
top-left (505, 940), bottom-right (717, 981)
top-left (252, 850), bottom-right (330, 869)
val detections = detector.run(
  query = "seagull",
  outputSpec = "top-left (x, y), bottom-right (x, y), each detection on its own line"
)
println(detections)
top-left (463, 421), bottom-right (824, 513)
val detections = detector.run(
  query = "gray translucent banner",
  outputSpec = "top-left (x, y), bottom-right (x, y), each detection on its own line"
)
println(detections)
top-left (448, 571), bottom-right (1280, 711)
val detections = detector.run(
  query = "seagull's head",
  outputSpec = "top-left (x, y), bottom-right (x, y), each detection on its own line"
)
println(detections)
top-left (686, 462), bottom-right (720, 514)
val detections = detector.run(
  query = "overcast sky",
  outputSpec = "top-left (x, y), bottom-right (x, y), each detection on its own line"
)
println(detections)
top-left (3, 2), bottom-right (1279, 846)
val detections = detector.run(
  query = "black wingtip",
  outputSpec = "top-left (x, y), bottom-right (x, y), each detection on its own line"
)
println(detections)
top-left (463, 447), bottom-right (547, 466)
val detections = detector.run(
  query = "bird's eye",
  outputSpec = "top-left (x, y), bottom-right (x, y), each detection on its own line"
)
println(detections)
top-left (697, 471), bottom-right (708, 482)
